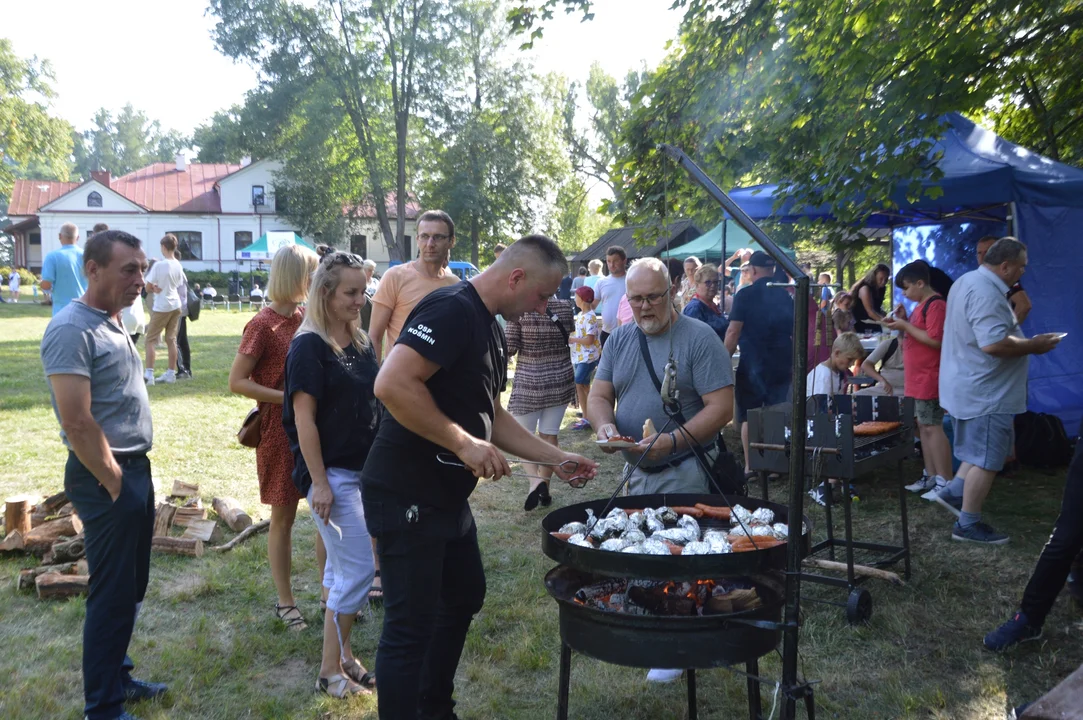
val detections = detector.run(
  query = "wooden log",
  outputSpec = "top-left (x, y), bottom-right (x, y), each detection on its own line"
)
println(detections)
top-left (170, 480), bottom-right (199, 498)
top-left (39, 490), bottom-right (68, 514)
top-left (153, 502), bottom-right (176, 537)
top-left (23, 515), bottom-right (83, 554)
top-left (211, 497), bottom-right (252, 532)
top-left (802, 557), bottom-right (905, 586)
top-left (152, 536), bottom-right (204, 557)
top-left (1021, 661), bottom-right (1083, 719)
top-left (4, 496), bottom-right (33, 538)
top-left (173, 505), bottom-right (208, 526)
top-left (0, 530), bottom-right (25, 552)
top-left (50, 535), bottom-right (86, 563)
top-left (36, 572), bottom-right (89, 600)
top-left (181, 519), bottom-right (222, 543)
top-left (30, 510), bottom-right (49, 527)
top-left (17, 560), bottom-right (84, 591)
top-left (211, 519), bottom-right (270, 552)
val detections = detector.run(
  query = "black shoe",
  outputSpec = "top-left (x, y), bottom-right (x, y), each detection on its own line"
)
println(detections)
top-left (124, 678), bottom-right (167, 702)
top-left (524, 484), bottom-right (548, 511)
top-left (538, 483), bottom-right (552, 507)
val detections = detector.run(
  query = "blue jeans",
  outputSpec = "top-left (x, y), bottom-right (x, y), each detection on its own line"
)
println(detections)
top-left (64, 451), bottom-right (154, 720)
top-left (308, 467), bottom-right (376, 616)
top-left (363, 489), bottom-right (486, 720)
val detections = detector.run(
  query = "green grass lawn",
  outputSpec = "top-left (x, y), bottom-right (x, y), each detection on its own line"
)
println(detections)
top-left (0, 302), bottom-right (1079, 719)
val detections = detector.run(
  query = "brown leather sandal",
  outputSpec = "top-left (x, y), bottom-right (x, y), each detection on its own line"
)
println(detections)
top-left (316, 674), bottom-right (368, 698)
top-left (342, 658), bottom-right (377, 689)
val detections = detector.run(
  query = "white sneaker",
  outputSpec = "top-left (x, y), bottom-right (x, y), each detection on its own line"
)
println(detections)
top-left (905, 472), bottom-right (938, 494)
top-left (920, 480), bottom-right (948, 501)
top-left (156, 369), bottom-right (176, 384)
top-left (646, 668), bottom-right (684, 683)
top-left (144, 369), bottom-right (155, 386)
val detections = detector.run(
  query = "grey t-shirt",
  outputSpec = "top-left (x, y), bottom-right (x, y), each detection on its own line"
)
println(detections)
top-left (41, 300), bottom-right (153, 454)
top-left (595, 314), bottom-right (734, 468)
top-left (939, 266), bottom-right (1028, 419)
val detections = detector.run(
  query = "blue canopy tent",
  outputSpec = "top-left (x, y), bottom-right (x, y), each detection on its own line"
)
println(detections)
top-left (725, 113), bottom-right (1083, 430)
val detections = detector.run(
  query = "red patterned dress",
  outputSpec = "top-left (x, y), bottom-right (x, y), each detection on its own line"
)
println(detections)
top-left (238, 307), bottom-right (304, 506)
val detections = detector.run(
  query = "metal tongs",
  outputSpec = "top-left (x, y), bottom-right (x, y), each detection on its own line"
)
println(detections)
top-left (435, 452), bottom-right (589, 487)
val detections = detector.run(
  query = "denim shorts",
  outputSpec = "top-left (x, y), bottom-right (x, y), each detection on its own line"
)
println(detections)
top-left (514, 405), bottom-right (567, 436)
top-left (952, 414), bottom-right (1013, 472)
top-left (574, 360), bottom-right (598, 385)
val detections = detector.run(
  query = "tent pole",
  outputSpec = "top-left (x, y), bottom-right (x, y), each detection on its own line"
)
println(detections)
top-left (721, 219), bottom-right (728, 275)
top-left (656, 145), bottom-right (804, 280)
top-left (1008, 202), bottom-right (1018, 236)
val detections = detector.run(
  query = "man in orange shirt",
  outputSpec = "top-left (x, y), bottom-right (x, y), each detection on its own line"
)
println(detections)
top-left (369, 210), bottom-right (460, 361)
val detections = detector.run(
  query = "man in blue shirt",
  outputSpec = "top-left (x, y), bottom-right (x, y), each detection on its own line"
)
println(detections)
top-left (40, 223), bottom-right (88, 316)
top-left (724, 251), bottom-right (794, 476)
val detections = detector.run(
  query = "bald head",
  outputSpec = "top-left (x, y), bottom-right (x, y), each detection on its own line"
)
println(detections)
top-left (492, 234), bottom-right (567, 277)
top-left (59, 223), bottom-right (79, 245)
top-left (626, 257), bottom-right (669, 288)
top-left (480, 234), bottom-right (566, 322)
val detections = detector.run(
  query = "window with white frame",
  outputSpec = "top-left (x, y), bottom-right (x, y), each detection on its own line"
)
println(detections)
top-left (170, 231), bottom-right (203, 261)
top-left (235, 231), bottom-right (253, 255)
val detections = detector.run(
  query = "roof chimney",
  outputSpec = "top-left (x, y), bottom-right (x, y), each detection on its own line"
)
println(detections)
top-left (90, 170), bottom-right (111, 188)
top-left (175, 152), bottom-right (187, 172)
top-left (240, 156), bottom-right (252, 167)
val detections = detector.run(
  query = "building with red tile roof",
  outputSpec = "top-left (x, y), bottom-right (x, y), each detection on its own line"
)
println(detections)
top-left (3, 156), bottom-right (418, 272)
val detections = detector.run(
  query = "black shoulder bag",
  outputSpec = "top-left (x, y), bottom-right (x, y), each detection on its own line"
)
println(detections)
top-left (635, 329), bottom-right (747, 496)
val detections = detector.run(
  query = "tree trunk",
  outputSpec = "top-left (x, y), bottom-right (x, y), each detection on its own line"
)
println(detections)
top-left (24, 515), bottom-right (83, 554)
top-left (36, 573), bottom-right (89, 600)
top-left (4, 496), bottom-right (33, 538)
top-left (152, 536), bottom-right (204, 557)
top-left (396, 110), bottom-right (409, 261)
top-left (212, 497), bottom-right (252, 532)
top-left (470, 212), bottom-right (480, 268)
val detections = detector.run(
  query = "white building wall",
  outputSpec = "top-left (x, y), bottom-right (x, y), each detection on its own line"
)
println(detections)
top-left (217, 160), bottom-right (284, 213)
top-left (36, 210), bottom-right (307, 272)
top-left (43, 181), bottom-right (144, 213)
top-left (344, 218), bottom-right (418, 273)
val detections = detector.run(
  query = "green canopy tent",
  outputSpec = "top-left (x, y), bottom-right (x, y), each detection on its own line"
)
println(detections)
top-left (235, 231), bottom-right (315, 261)
top-left (659, 219), bottom-right (796, 266)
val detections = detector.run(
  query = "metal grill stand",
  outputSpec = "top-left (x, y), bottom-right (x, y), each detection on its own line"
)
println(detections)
top-left (748, 395), bottom-right (915, 623)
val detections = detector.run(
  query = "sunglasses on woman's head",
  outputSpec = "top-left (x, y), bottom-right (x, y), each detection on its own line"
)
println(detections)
top-left (323, 251), bottom-right (364, 268)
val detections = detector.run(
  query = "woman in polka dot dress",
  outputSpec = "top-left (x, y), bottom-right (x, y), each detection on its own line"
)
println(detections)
top-left (229, 244), bottom-right (320, 631)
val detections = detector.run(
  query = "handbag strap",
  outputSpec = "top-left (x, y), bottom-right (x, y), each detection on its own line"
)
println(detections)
top-left (549, 312), bottom-right (570, 345)
top-left (636, 328), bottom-right (686, 423)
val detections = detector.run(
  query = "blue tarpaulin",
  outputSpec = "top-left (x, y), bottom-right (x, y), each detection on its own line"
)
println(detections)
top-left (725, 114), bottom-right (1083, 430)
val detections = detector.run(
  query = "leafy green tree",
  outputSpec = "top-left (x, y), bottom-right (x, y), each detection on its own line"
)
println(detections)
top-left (0, 39), bottom-right (73, 200)
top-left (73, 104), bottom-right (189, 176)
top-left (210, 0), bottom-right (457, 262)
top-left (512, 0), bottom-right (1083, 240)
top-left (422, 2), bottom-right (569, 265)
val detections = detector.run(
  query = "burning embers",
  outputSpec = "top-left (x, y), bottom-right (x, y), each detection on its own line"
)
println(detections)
top-left (572, 577), bottom-right (763, 616)
top-left (552, 504), bottom-right (799, 555)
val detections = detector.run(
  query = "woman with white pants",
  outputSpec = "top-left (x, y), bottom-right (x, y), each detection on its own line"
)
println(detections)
top-left (283, 248), bottom-right (381, 698)
top-left (505, 296), bottom-right (576, 510)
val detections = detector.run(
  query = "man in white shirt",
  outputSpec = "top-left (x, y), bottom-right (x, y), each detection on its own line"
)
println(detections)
top-left (591, 245), bottom-right (628, 347)
top-left (142, 234), bottom-right (187, 385)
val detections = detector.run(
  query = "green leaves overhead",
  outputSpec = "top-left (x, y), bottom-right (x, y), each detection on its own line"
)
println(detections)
top-left (0, 39), bottom-right (73, 200)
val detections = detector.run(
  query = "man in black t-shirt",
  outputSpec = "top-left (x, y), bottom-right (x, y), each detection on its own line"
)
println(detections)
top-left (361, 234), bottom-right (597, 720)
top-left (724, 251), bottom-right (795, 475)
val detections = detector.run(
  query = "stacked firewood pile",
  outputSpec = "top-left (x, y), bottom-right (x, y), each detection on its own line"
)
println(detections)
top-left (3, 482), bottom-right (268, 601)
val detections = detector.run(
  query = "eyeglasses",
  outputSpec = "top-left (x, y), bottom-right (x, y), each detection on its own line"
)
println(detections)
top-left (700, 279), bottom-right (720, 287)
top-left (418, 233), bottom-right (450, 243)
top-left (627, 292), bottom-right (669, 307)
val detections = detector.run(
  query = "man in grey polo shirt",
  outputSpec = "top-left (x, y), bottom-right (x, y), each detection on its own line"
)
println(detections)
top-left (935, 237), bottom-right (1061, 545)
top-left (41, 230), bottom-right (165, 720)
top-left (589, 258), bottom-right (735, 495)
top-left (588, 257), bottom-right (735, 685)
